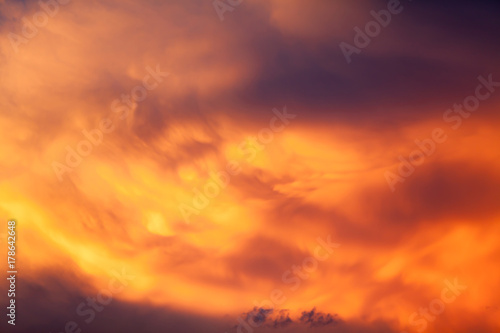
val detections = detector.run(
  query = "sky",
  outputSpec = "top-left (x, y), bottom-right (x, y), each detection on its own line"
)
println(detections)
top-left (0, 0), bottom-right (499, 332)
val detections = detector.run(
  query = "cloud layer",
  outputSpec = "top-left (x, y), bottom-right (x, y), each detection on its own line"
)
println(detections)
top-left (0, 0), bottom-right (499, 332)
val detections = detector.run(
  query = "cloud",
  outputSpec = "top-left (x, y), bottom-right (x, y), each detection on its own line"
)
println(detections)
top-left (299, 307), bottom-right (341, 327)
top-left (0, 0), bottom-right (499, 332)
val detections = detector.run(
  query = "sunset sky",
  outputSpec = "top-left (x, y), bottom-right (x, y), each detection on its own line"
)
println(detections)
top-left (1, 0), bottom-right (500, 332)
